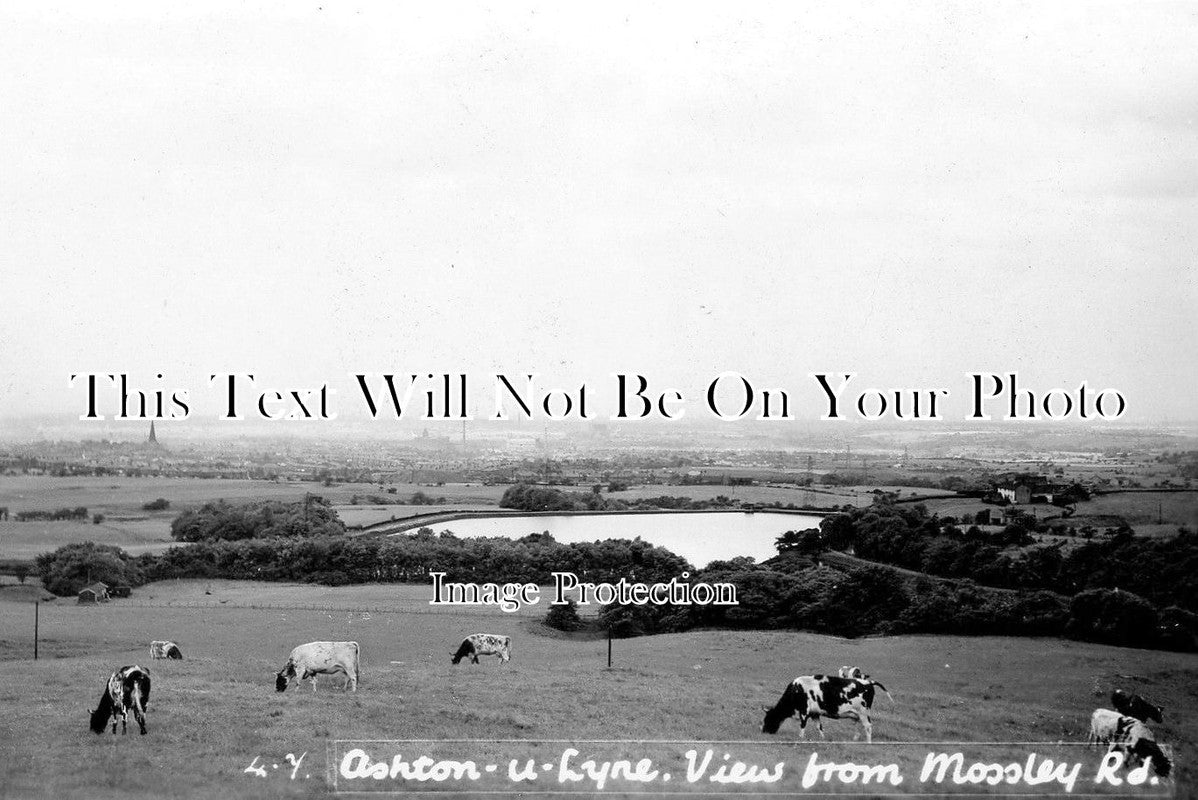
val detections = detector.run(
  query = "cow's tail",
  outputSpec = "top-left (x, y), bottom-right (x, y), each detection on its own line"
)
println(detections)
top-left (353, 642), bottom-right (360, 685)
top-left (137, 670), bottom-right (152, 712)
top-left (129, 673), bottom-right (149, 734)
top-left (872, 680), bottom-right (894, 703)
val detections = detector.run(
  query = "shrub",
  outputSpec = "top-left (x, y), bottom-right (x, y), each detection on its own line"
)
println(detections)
top-left (544, 598), bottom-right (583, 632)
top-left (170, 495), bottom-right (345, 542)
top-left (36, 542), bottom-right (141, 596)
top-left (1067, 588), bottom-right (1159, 648)
top-left (1157, 606), bottom-right (1198, 651)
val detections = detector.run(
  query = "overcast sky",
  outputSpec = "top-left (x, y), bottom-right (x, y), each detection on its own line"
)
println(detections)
top-left (1, 1), bottom-right (1195, 428)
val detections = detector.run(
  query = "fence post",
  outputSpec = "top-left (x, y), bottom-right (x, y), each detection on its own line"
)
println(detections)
top-left (34, 601), bottom-right (39, 661)
top-left (607, 628), bottom-right (612, 669)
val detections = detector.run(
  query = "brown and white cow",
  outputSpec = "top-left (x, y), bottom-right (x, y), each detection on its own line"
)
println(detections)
top-left (150, 640), bottom-right (183, 660)
top-left (89, 665), bottom-right (151, 735)
top-left (276, 641), bottom-right (359, 692)
top-left (451, 634), bottom-right (511, 665)
top-left (761, 675), bottom-right (888, 742)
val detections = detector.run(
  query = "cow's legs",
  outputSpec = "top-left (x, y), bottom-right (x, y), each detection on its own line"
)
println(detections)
top-left (841, 709), bottom-right (870, 743)
top-left (132, 703), bottom-right (147, 735)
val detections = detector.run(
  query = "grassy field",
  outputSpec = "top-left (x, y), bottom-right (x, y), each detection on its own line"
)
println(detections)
top-left (0, 477), bottom-right (508, 559)
top-left (1074, 492), bottom-right (1198, 530)
top-left (0, 580), bottom-right (1193, 799)
top-left (0, 476), bottom-right (393, 511)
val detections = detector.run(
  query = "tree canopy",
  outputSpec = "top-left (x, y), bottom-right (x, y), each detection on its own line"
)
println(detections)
top-left (170, 494), bottom-right (345, 542)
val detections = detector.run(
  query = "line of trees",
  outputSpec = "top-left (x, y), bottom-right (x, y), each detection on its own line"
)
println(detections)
top-left (14, 506), bottom-right (89, 521)
top-left (138, 529), bottom-right (690, 587)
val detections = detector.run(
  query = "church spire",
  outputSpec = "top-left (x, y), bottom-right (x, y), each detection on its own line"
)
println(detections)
top-left (148, 420), bottom-right (159, 446)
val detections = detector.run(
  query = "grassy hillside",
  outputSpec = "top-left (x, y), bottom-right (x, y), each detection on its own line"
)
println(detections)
top-left (0, 581), bottom-right (1193, 798)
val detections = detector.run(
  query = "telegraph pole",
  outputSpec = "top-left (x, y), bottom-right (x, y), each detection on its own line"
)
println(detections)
top-left (34, 601), bottom-right (39, 660)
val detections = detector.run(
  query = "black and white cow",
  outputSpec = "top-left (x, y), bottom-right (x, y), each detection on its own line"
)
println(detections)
top-left (761, 675), bottom-right (887, 742)
top-left (150, 640), bottom-right (183, 660)
top-left (451, 634), bottom-right (511, 665)
top-left (276, 641), bottom-right (360, 692)
top-left (1089, 708), bottom-right (1171, 778)
top-left (89, 665), bottom-right (151, 735)
top-left (1111, 690), bottom-right (1164, 724)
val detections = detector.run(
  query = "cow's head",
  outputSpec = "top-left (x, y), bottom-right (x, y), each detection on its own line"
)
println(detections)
top-left (275, 667), bottom-right (293, 692)
top-left (1149, 704), bottom-right (1164, 724)
top-left (451, 639), bottom-right (473, 664)
top-left (88, 706), bottom-right (109, 734)
top-left (761, 704), bottom-right (787, 735)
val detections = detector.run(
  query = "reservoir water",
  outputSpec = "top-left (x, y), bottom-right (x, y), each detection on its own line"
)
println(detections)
top-left (406, 511), bottom-right (824, 568)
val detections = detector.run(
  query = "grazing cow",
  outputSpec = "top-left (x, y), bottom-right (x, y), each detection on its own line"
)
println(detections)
top-left (150, 640), bottom-right (183, 660)
top-left (1117, 720), bottom-right (1172, 778)
top-left (1090, 709), bottom-right (1171, 777)
top-left (761, 675), bottom-right (885, 742)
top-left (89, 665), bottom-right (151, 735)
top-left (1089, 708), bottom-right (1133, 747)
top-left (276, 641), bottom-right (360, 692)
top-left (1111, 689), bottom-right (1164, 724)
top-left (451, 634), bottom-right (511, 665)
